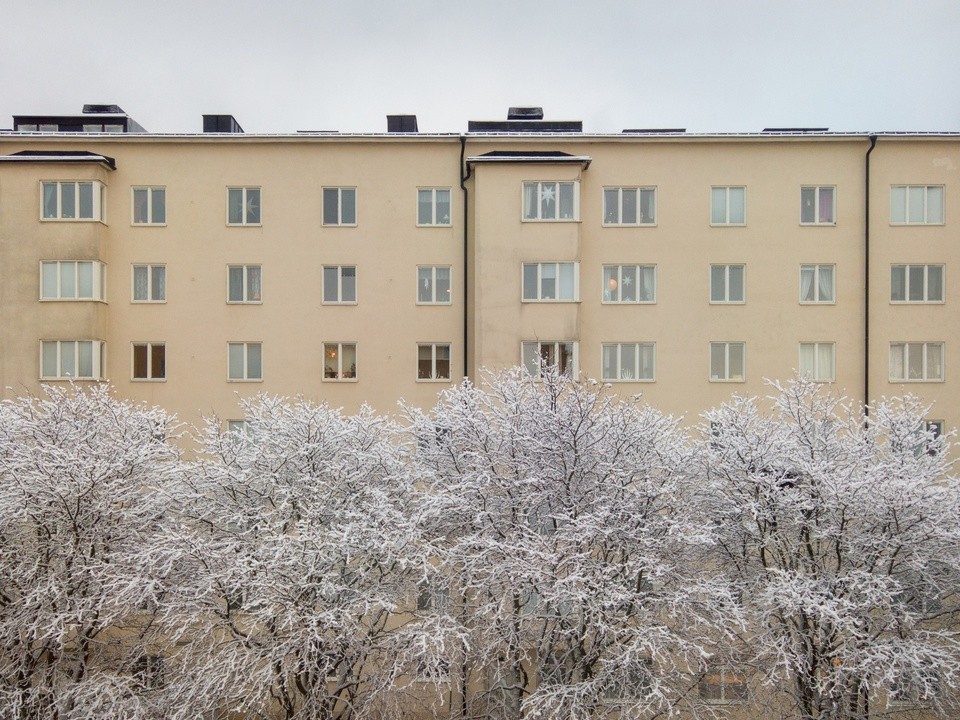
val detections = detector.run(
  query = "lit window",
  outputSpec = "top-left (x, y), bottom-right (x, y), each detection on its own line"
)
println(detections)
top-left (132, 186), bottom-right (166, 224)
top-left (226, 187), bottom-right (260, 225)
top-left (228, 265), bottom-right (261, 303)
top-left (710, 265), bottom-right (745, 303)
top-left (417, 188), bottom-right (451, 226)
top-left (522, 181), bottom-right (579, 221)
top-left (603, 187), bottom-right (656, 225)
top-left (322, 266), bottom-right (356, 304)
top-left (800, 264), bottom-right (834, 303)
top-left (41, 181), bottom-right (105, 221)
top-left (710, 186), bottom-right (746, 225)
top-left (417, 343), bottom-right (451, 381)
top-left (699, 664), bottom-right (748, 704)
top-left (710, 342), bottom-right (745, 381)
top-left (132, 343), bottom-right (166, 381)
top-left (889, 342), bottom-right (943, 382)
top-left (40, 261), bottom-right (106, 301)
top-left (40, 340), bottom-right (105, 380)
top-left (800, 186), bottom-right (835, 224)
top-left (891, 186), bottom-right (944, 224)
top-left (602, 265), bottom-right (655, 303)
top-left (417, 266), bottom-right (451, 304)
top-left (522, 341), bottom-right (577, 378)
top-left (522, 263), bottom-right (578, 301)
top-left (799, 342), bottom-right (835, 382)
top-left (601, 343), bottom-right (655, 381)
top-left (323, 187), bottom-right (357, 226)
top-left (891, 265), bottom-right (943, 303)
top-left (228, 342), bottom-right (262, 381)
top-left (324, 342), bottom-right (357, 380)
top-left (132, 265), bottom-right (166, 302)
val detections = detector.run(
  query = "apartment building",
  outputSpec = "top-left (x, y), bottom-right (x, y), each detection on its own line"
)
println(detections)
top-left (0, 105), bottom-right (957, 433)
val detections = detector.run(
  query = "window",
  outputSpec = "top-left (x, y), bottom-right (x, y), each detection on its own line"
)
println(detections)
top-left (710, 265), bottom-right (745, 303)
top-left (889, 342), bottom-right (943, 382)
top-left (132, 343), bottom-right (166, 381)
top-left (227, 420), bottom-right (251, 436)
top-left (889, 671), bottom-right (938, 708)
top-left (891, 185), bottom-right (944, 224)
top-left (40, 261), bottom-right (106, 301)
top-left (416, 581), bottom-right (450, 613)
top-left (800, 186), bottom-right (835, 224)
top-left (324, 343), bottom-right (357, 380)
top-left (522, 341), bottom-right (577, 378)
top-left (799, 342), bottom-right (835, 382)
top-left (228, 265), bottom-right (262, 303)
top-left (41, 181), bottom-right (104, 221)
top-left (227, 187), bottom-right (260, 225)
top-left (228, 342), bottom-right (262, 381)
top-left (710, 342), bottom-right (745, 381)
top-left (522, 263), bottom-right (578, 301)
top-left (602, 265), bottom-right (655, 303)
top-left (132, 186), bottom-right (166, 224)
top-left (40, 340), bottom-right (105, 380)
top-left (322, 266), bottom-right (356, 304)
top-left (133, 655), bottom-right (165, 690)
top-left (522, 181), bottom-right (578, 221)
top-left (699, 664), bottom-right (748, 704)
top-left (603, 658), bottom-right (653, 701)
top-left (922, 420), bottom-right (944, 456)
top-left (603, 187), bottom-right (656, 225)
top-left (417, 343), bottom-right (451, 381)
top-left (417, 188), bottom-right (451, 226)
top-left (417, 266), bottom-right (451, 304)
top-left (800, 264), bottom-right (835, 303)
top-left (710, 186), bottom-right (745, 225)
top-left (891, 265), bottom-right (943, 303)
top-left (132, 264), bottom-right (166, 302)
top-left (602, 343), bottom-right (655, 381)
top-left (323, 187), bottom-right (357, 226)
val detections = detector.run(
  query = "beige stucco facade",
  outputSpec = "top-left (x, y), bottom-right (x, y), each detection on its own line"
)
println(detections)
top-left (1, 116), bottom-right (958, 435)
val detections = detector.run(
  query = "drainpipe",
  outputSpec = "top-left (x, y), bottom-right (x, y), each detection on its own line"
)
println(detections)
top-left (864, 134), bottom-right (877, 415)
top-left (459, 136), bottom-right (473, 381)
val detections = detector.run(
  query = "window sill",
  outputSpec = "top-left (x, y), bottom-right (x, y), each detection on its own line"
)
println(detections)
top-left (131, 223), bottom-right (168, 227)
top-left (41, 218), bottom-right (105, 224)
top-left (323, 377), bottom-right (358, 383)
top-left (226, 223), bottom-right (263, 228)
top-left (521, 299), bottom-right (580, 304)
top-left (40, 298), bottom-right (107, 303)
top-left (710, 378), bottom-right (745, 383)
top-left (321, 302), bottom-right (358, 306)
top-left (601, 222), bottom-right (657, 228)
top-left (416, 223), bottom-right (453, 228)
top-left (132, 300), bottom-right (166, 305)
top-left (40, 377), bottom-right (103, 382)
top-left (227, 301), bottom-right (263, 305)
top-left (889, 378), bottom-right (944, 383)
top-left (601, 300), bottom-right (656, 305)
top-left (602, 378), bottom-right (655, 383)
top-left (416, 301), bottom-right (453, 306)
top-left (131, 378), bottom-right (166, 383)
top-left (417, 377), bottom-right (453, 383)
top-left (890, 300), bottom-right (945, 305)
top-left (227, 378), bottom-right (263, 383)
top-left (321, 223), bottom-right (358, 228)
top-left (521, 218), bottom-right (580, 223)
top-left (799, 301), bottom-right (836, 306)
top-left (889, 222), bottom-right (944, 227)
top-left (799, 222), bottom-right (836, 227)
top-left (709, 301), bottom-right (746, 305)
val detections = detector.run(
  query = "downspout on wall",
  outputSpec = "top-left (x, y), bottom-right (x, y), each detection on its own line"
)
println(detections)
top-left (864, 134), bottom-right (878, 415)
top-left (460, 135), bottom-right (472, 381)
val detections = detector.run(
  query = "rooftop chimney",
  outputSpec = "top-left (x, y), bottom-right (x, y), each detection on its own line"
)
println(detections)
top-left (82, 104), bottom-right (124, 114)
top-left (387, 115), bottom-right (418, 133)
top-left (507, 106), bottom-right (544, 120)
top-left (203, 115), bottom-right (244, 133)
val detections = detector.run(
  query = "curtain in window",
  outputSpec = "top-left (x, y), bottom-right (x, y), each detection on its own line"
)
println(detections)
top-left (926, 344), bottom-right (943, 380)
top-left (558, 264), bottom-right (575, 299)
top-left (620, 344), bottom-right (636, 380)
top-left (77, 263), bottom-right (94, 298)
top-left (728, 188), bottom-right (745, 224)
top-left (152, 266), bottom-right (166, 301)
top-left (799, 343), bottom-right (815, 377)
top-left (247, 267), bottom-right (261, 302)
top-left (639, 188), bottom-right (655, 223)
top-left (890, 345), bottom-right (905, 379)
top-left (638, 344), bottom-right (654, 379)
top-left (711, 188), bottom-right (726, 223)
top-left (927, 187), bottom-right (943, 223)
top-left (818, 187), bottom-right (833, 223)
top-left (523, 184), bottom-right (539, 220)
top-left (800, 265), bottom-right (815, 302)
top-left (603, 189), bottom-right (619, 224)
top-left (818, 266), bottom-right (833, 302)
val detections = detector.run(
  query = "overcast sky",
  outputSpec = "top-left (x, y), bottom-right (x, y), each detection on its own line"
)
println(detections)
top-left (1, 0), bottom-right (958, 135)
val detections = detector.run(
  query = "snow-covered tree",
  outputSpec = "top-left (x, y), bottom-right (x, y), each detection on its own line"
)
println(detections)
top-left (701, 379), bottom-right (960, 720)
top-left (161, 395), bottom-right (444, 720)
top-left (0, 384), bottom-right (181, 719)
top-left (407, 367), bottom-right (738, 720)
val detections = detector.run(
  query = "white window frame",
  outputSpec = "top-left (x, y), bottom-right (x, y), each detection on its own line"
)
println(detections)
top-left (798, 342), bottom-right (836, 382)
top-left (800, 185), bottom-right (836, 225)
top-left (323, 342), bottom-right (358, 381)
top-left (602, 658), bottom-right (653, 702)
top-left (522, 181), bottom-right (579, 222)
top-left (602, 186), bottom-right (656, 226)
top-left (601, 343), bottom-right (656, 382)
top-left (710, 342), bottom-right (745, 382)
top-left (132, 264), bottom-right (166, 303)
top-left (890, 264), bottom-right (944, 303)
top-left (416, 266), bottom-right (452, 305)
top-left (710, 186), bottom-right (746, 226)
top-left (799, 264), bottom-right (835, 304)
top-left (226, 419), bottom-right (251, 437)
top-left (226, 186), bottom-right (261, 226)
top-left (322, 187), bottom-right (357, 226)
top-left (227, 265), bottom-right (262, 304)
top-left (227, 342), bottom-right (263, 381)
top-left (522, 262), bottom-right (579, 302)
top-left (322, 265), bottom-right (357, 304)
top-left (40, 261), bottom-right (106, 301)
top-left (40, 340), bottom-right (105, 380)
top-left (131, 186), bottom-right (166, 225)
top-left (699, 664), bottom-right (748, 704)
top-left (417, 343), bottom-right (452, 382)
top-left (132, 342), bottom-right (166, 382)
top-left (889, 342), bottom-right (944, 382)
top-left (601, 265), bottom-right (656, 304)
top-left (710, 264), bottom-right (745, 304)
top-left (41, 181), bottom-right (105, 222)
top-left (890, 185), bottom-right (944, 225)
top-left (521, 341), bottom-right (578, 378)
top-left (417, 187), bottom-right (452, 226)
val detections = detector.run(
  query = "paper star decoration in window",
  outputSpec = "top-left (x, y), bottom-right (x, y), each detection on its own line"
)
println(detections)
top-left (540, 185), bottom-right (555, 203)
top-left (622, 276), bottom-right (633, 287)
